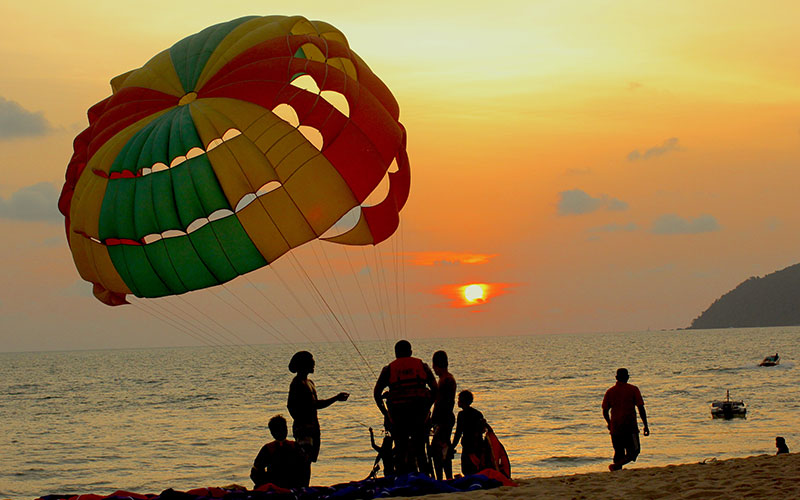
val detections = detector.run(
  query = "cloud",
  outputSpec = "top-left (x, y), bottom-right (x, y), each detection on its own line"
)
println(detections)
top-left (0, 182), bottom-right (62, 223)
top-left (0, 97), bottom-right (52, 139)
top-left (627, 82), bottom-right (643, 91)
top-left (627, 137), bottom-right (682, 161)
top-left (588, 222), bottom-right (639, 233)
top-left (651, 214), bottom-right (721, 235)
top-left (407, 252), bottom-right (497, 266)
top-left (557, 189), bottom-right (628, 216)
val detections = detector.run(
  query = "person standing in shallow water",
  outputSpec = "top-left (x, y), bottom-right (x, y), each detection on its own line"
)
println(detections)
top-left (287, 351), bottom-right (349, 486)
top-left (602, 368), bottom-right (650, 471)
top-left (430, 350), bottom-right (457, 480)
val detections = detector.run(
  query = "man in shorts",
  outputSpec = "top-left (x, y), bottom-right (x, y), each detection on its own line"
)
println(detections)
top-left (602, 368), bottom-right (650, 471)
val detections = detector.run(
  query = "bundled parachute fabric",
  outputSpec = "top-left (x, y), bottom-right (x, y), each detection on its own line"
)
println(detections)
top-left (36, 471), bottom-right (516, 500)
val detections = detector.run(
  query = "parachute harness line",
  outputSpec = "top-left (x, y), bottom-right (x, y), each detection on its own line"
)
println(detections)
top-left (59, 15), bottom-right (410, 386)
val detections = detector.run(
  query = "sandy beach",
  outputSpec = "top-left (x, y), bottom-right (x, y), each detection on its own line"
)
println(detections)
top-left (415, 453), bottom-right (799, 500)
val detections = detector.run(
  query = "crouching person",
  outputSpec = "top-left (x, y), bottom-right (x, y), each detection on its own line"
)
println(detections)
top-left (251, 415), bottom-right (307, 489)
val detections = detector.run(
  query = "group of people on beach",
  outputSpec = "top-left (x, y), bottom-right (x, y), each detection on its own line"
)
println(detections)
top-left (250, 340), bottom-right (502, 489)
top-left (250, 349), bottom-right (790, 489)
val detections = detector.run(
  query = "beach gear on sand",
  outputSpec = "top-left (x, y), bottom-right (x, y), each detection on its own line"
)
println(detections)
top-left (35, 471), bottom-right (516, 500)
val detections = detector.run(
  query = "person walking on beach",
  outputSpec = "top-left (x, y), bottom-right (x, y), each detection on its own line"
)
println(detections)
top-left (430, 350), bottom-right (457, 480)
top-left (250, 415), bottom-right (307, 489)
top-left (374, 340), bottom-right (438, 474)
top-left (287, 351), bottom-right (349, 486)
top-left (602, 368), bottom-right (650, 471)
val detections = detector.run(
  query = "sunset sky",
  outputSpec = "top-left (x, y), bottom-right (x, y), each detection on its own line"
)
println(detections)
top-left (2, 1), bottom-right (799, 352)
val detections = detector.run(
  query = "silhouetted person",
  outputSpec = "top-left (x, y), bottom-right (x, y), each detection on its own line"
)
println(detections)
top-left (368, 426), bottom-right (395, 479)
top-left (776, 436), bottom-right (789, 455)
top-left (430, 350), bottom-right (457, 480)
top-left (602, 368), bottom-right (650, 471)
top-left (374, 340), bottom-right (437, 475)
top-left (450, 390), bottom-right (487, 476)
top-left (251, 415), bottom-right (307, 489)
top-left (287, 351), bottom-right (349, 486)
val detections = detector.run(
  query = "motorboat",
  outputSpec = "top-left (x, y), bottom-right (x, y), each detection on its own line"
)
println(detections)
top-left (710, 390), bottom-right (746, 419)
top-left (759, 353), bottom-right (780, 367)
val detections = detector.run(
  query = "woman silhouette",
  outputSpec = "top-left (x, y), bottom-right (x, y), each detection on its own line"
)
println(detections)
top-left (287, 351), bottom-right (349, 486)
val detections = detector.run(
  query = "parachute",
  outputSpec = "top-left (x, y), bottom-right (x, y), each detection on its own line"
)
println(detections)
top-left (59, 15), bottom-right (410, 307)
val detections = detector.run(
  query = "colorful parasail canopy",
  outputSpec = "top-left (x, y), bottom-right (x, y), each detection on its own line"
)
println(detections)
top-left (59, 15), bottom-right (410, 306)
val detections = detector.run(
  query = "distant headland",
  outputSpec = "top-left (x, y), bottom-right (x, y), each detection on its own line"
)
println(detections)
top-left (688, 263), bottom-right (800, 329)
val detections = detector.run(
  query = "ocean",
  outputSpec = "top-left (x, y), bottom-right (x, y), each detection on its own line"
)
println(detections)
top-left (2, 327), bottom-right (798, 499)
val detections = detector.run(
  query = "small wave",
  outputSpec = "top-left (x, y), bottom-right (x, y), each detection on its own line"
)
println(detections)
top-left (538, 455), bottom-right (606, 465)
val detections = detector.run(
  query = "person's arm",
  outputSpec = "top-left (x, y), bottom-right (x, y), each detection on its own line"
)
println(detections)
top-left (374, 367), bottom-right (390, 417)
top-left (638, 404), bottom-right (649, 436)
top-left (369, 427), bottom-right (381, 452)
top-left (423, 363), bottom-right (438, 402)
top-left (450, 414), bottom-right (463, 455)
top-left (315, 391), bottom-right (349, 409)
top-left (603, 407), bottom-right (611, 429)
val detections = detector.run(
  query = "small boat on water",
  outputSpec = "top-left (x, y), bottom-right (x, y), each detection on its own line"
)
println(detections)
top-left (710, 390), bottom-right (746, 419)
top-left (759, 353), bottom-right (780, 367)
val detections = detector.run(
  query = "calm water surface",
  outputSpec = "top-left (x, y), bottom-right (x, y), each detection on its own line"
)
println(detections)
top-left (1, 327), bottom-right (798, 498)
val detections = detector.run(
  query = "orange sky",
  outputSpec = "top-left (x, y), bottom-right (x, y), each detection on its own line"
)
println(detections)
top-left (1, 1), bottom-right (800, 351)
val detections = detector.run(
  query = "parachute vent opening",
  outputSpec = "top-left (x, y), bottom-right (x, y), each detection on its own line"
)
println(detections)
top-left (290, 74), bottom-right (320, 94)
top-left (320, 90), bottom-right (350, 117)
top-left (209, 209), bottom-right (233, 222)
top-left (272, 104), bottom-right (300, 128)
top-left (321, 206), bottom-right (361, 239)
top-left (361, 172), bottom-right (391, 208)
top-left (299, 126), bottom-right (324, 150)
top-left (186, 218), bottom-right (209, 233)
top-left (388, 158), bottom-right (400, 173)
top-left (256, 181), bottom-right (281, 196)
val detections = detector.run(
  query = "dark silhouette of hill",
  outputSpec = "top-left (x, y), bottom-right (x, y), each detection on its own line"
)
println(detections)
top-left (689, 263), bottom-right (800, 329)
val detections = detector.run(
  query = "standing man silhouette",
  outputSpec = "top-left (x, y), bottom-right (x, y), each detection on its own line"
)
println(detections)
top-left (374, 340), bottom-right (438, 474)
top-left (602, 368), bottom-right (650, 471)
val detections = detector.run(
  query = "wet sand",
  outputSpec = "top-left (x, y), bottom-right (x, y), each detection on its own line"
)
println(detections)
top-left (417, 453), bottom-right (799, 499)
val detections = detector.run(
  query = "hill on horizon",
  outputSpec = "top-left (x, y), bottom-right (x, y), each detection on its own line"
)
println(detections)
top-left (688, 263), bottom-right (800, 329)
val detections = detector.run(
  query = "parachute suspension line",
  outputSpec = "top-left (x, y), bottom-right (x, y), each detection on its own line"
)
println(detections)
top-left (265, 262), bottom-right (370, 387)
top-left (220, 277), bottom-right (352, 390)
top-left (272, 257), bottom-right (340, 345)
top-left (391, 233), bottom-right (402, 340)
top-left (288, 251), bottom-right (378, 380)
top-left (130, 298), bottom-right (263, 371)
top-left (281, 253), bottom-right (375, 388)
top-left (165, 294), bottom-right (278, 370)
top-left (375, 242), bottom-right (398, 343)
top-left (217, 282), bottom-right (298, 347)
top-left (342, 245), bottom-right (389, 359)
top-left (309, 241), bottom-right (364, 345)
top-left (368, 244), bottom-right (394, 343)
top-left (400, 220), bottom-right (408, 339)
top-left (361, 245), bottom-right (391, 349)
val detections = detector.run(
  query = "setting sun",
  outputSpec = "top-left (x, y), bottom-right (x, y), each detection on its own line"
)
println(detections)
top-left (463, 284), bottom-right (486, 303)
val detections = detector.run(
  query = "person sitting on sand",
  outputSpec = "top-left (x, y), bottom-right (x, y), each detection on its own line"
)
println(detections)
top-left (251, 415), bottom-right (307, 489)
top-left (602, 368), bottom-right (650, 471)
top-left (776, 436), bottom-right (789, 455)
top-left (430, 350), bottom-right (457, 480)
top-left (450, 390), bottom-right (489, 476)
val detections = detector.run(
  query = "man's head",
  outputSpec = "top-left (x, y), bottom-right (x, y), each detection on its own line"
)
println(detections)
top-left (394, 340), bottom-right (412, 358)
top-left (432, 350), bottom-right (448, 376)
top-left (458, 390), bottom-right (473, 409)
top-left (616, 368), bottom-right (629, 383)
top-left (268, 414), bottom-right (288, 440)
